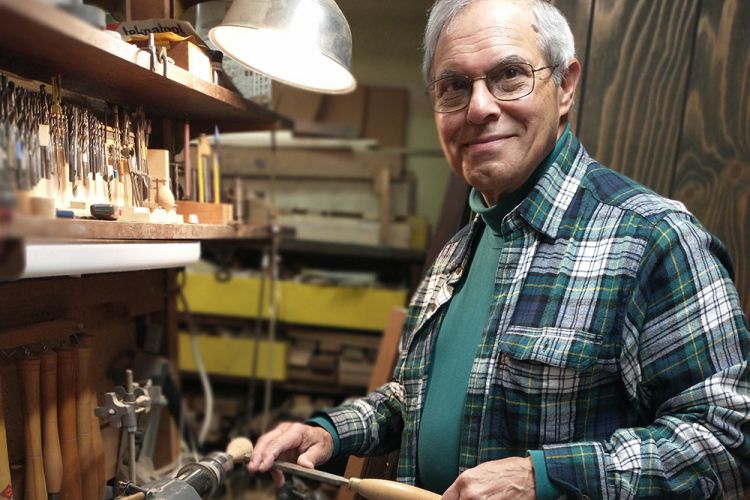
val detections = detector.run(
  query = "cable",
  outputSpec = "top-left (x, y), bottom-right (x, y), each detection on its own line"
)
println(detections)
top-left (175, 271), bottom-right (214, 447)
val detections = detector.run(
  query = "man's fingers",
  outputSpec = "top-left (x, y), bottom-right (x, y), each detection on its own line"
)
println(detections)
top-left (247, 423), bottom-right (302, 472)
top-left (270, 468), bottom-right (286, 488)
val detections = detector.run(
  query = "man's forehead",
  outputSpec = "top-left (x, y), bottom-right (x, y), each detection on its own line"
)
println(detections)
top-left (436, 0), bottom-right (539, 61)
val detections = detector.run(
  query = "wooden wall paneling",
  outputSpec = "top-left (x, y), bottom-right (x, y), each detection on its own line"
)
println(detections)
top-left (576, 0), bottom-right (698, 195)
top-left (549, 0), bottom-right (593, 133)
top-left (670, 0), bottom-right (750, 315)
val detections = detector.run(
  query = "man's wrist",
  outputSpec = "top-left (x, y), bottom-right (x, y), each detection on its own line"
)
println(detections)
top-left (305, 415), bottom-right (340, 456)
top-left (528, 450), bottom-right (564, 500)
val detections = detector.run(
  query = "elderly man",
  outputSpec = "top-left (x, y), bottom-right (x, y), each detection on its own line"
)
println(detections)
top-left (248, 0), bottom-right (750, 498)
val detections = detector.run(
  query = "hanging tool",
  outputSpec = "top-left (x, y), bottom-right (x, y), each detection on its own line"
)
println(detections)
top-left (274, 461), bottom-right (441, 500)
top-left (40, 350), bottom-right (63, 499)
top-left (18, 356), bottom-right (48, 500)
top-left (0, 372), bottom-right (13, 500)
top-left (212, 126), bottom-right (221, 204)
top-left (183, 119), bottom-right (191, 200)
top-left (196, 134), bottom-right (207, 203)
top-left (57, 347), bottom-right (83, 499)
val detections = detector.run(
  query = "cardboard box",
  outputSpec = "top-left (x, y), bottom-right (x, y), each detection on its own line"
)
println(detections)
top-left (169, 40), bottom-right (212, 82)
top-left (176, 200), bottom-right (233, 224)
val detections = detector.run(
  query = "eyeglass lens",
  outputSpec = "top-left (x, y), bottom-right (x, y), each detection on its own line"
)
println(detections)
top-left (431, 62), bottom-right (536, 112)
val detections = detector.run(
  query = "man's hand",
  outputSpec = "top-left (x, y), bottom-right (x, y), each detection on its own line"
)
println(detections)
top-left (442, 456), bottom-right (536, 500)
top-left (246, 422), bottom-right (334, 487)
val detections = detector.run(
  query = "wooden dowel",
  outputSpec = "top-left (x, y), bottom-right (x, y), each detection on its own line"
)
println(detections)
top-left (90, 393), bottom-right (106, 500)
top-left (76, 341), bottom-right (97, 500)
top-left (57, 348), bottom-right (82, 500)
top-left (18, 357), bottom-right (48, 500)
top-left (40, 351), bottom-right (63, 496)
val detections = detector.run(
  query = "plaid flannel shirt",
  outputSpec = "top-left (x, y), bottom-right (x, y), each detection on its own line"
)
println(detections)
top-left (324, 131), bottom-right (750, 499)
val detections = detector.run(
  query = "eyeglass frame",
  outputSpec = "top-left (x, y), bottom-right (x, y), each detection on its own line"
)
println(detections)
top-left (426, 62), bottom-right (559, 113)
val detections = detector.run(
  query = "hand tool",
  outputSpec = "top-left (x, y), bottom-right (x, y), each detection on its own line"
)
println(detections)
top-left (76, 339), bottom-right (98, 500)
top-left (212, 126), bottom-right (221, 205)
top-left (0, 374), bottom-right (14, 500)
top-left (90, 203), bottom-right (119, 220)
top-left (196, 134), bottom-right (206, 203)
top-left (18, 356), bottom-right (48, 500)
top-left (273, 461), bottom-right (441, 500)
top-left (183, 119), bottom-right (191, 200)
top-left (40, 351), bottom-right (63, 499)
top-left (56, 348), bottom-right (83, 500)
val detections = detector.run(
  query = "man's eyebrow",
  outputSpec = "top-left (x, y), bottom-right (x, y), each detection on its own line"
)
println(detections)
top-left (494, 54), bottom-right (531, 65)
top-left (434, 54), bottom-right (533, 80)
top-left (435, 68), bottom-right (465, 80)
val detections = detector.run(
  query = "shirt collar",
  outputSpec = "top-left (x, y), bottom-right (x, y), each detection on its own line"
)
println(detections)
top-left (515, 123), bottom-right (585, 239)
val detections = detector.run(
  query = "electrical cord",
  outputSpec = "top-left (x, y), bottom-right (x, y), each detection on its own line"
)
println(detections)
top-left (175, 270), bottom-right (214, 447)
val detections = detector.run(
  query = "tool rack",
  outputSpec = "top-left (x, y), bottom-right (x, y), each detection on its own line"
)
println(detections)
top-left (0, 0), bottom-right (291, 494)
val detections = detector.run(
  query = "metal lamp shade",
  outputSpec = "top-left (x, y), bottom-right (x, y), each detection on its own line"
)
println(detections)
top-left (209, 0), bottom-right (356, 94)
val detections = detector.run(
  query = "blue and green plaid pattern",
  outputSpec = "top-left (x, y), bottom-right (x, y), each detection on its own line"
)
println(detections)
top-left (325, 131), bottom-right (750, 498)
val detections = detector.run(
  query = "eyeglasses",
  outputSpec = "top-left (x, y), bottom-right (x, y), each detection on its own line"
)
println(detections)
top-left (427, 62), bottom-right (558, 113)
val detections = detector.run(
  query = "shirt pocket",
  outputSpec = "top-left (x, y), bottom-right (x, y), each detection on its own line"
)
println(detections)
top-left (489, 326), bottom-right (610, 448)
top-left (498, 325), bottom-right (603, 371)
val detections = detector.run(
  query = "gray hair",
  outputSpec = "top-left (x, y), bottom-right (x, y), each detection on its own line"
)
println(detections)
top-left (422, 0), bottom-right (576, 86)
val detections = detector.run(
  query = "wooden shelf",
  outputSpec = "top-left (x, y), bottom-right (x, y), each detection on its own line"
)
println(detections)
top-left (0, 0), bottom-right (291, 132)
top-left (1, 213), bottom-right (273, 241)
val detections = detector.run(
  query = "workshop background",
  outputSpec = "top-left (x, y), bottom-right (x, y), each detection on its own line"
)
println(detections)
top-left (0, 0), bottom-right (747, 499)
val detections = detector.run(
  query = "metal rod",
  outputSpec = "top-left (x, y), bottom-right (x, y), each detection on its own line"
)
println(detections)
top-left (273, 461), bottom-right (348, 487)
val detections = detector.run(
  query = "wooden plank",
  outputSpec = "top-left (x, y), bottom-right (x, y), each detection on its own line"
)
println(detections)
top-left (0, 270), bottom-right (167, 327)
top-left (576, 0), bottom-right (697, 195)
top-left (671, 0), bottom-right (750, 315)
top-left (239, 178), bottom-right (413, 220)
top-left (549, 0), bottom-right (592, 133)
top-left (277, 213), bottom-right (412, 249)
top-left (319, 86), bottom-right (368, 136)
top-left (0, 214), bottom-right (272, 241)
top-left (363, 86), bottom-right (409, 148)
top-left (0, 320), bottom-right (78, 351)
top-left (218, 147), bottom-right (404, 180)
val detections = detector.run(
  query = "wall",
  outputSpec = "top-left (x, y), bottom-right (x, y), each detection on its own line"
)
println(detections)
top-left (337, 0), bottom-right (451, 233)
top-left (339, 0), bottom-right (749, 315)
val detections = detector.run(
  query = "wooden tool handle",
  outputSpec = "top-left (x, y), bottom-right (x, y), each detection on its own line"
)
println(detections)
top-left (18, 357), bottom-right (48, 500)
top-left (0, 377), bottom-right (14, 500)
top-left (184, 120), bottom-right (191, 199)
top-left (76, 342), bottom-right (97, 499)
top-left (90, 390), bottom-right (106, 500)
top-left (57, 348), bottom-right (82, 500)
top-left (40, 351), bottom-right (63, 494)
top-left (348, 478), bottom-right (441, 500)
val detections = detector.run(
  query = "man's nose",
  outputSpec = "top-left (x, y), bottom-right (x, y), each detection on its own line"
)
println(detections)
top-left (466, 78), bottom-right (500, 124)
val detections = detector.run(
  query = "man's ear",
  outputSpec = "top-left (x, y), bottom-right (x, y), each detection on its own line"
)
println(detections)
top-left (558, 57), bottom-right (581, 117)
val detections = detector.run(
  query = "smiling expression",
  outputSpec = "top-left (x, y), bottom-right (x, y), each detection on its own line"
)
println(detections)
top-left (432, 0), bottom-right (578, 205)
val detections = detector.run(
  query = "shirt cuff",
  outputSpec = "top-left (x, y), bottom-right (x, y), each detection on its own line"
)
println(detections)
top-left (528, 450), bottom-right (565, 500)
top-left (305, 415), bottom-right (340, 457)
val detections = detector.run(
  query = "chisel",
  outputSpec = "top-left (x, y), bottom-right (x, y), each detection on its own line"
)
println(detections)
top-left (273, 461), bottom-right (440, 500)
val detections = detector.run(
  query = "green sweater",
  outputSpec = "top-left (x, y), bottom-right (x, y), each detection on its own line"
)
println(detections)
top-left (417, 131), bottom-right (566, 497)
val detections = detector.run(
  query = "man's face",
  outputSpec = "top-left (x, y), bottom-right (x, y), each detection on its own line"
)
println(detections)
top-left (432, 0), bottom-right (576, 204)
